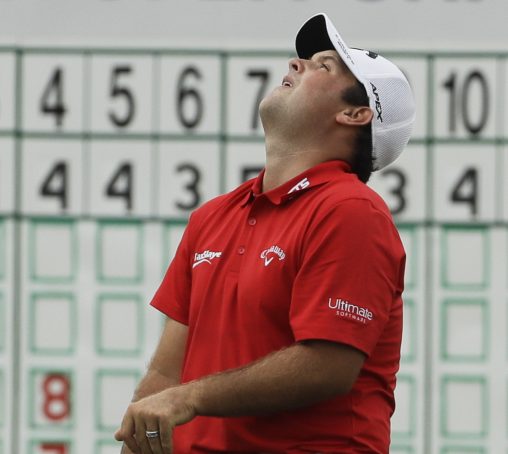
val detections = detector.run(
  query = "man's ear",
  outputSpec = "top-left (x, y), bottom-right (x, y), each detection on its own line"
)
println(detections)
top-left (335, 106), bottom-right (373, 126)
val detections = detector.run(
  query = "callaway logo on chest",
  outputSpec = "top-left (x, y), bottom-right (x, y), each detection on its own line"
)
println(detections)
top-left (260, 245), bottom-right (286, 267)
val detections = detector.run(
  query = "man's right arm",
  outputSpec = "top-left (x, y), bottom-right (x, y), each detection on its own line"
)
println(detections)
top-left (120, 316), bottom-right (188, 453)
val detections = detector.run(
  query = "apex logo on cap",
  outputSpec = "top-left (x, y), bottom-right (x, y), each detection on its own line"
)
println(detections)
top-left (370, 82), bottom-right (383, 122)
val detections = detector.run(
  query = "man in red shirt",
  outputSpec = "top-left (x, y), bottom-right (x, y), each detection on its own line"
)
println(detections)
top-left (116, 12), bottom-right (415, 454)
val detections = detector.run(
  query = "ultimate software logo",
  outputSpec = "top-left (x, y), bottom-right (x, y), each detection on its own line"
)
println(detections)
top-left (328, 298), bottom-right (374, 324)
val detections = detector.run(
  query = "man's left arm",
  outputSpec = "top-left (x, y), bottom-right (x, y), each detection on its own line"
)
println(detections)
top-left (115, 339), bottom-right (365, 454)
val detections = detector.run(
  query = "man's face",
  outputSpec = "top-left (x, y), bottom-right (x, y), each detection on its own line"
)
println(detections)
top-left (259, 50), bottom-right (359, 130)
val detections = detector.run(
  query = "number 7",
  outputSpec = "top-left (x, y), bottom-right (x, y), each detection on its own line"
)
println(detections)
top-left (41, 443), bottom-right (68, 454)
top-left (246, 69), bottom-right (270, 131)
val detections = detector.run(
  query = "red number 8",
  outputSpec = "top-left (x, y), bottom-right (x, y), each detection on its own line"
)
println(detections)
top-left (42, 374), bottom-right (71, 421)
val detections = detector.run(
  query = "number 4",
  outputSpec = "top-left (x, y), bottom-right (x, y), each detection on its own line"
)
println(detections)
top-left (40, 68), bottom-right (67, 127)
top-left (105, 162), bottom-right (133, 211)
top-left (450, 167), bottom-right (478, 216)
top-left (40, 162), bottom-right (68, 210)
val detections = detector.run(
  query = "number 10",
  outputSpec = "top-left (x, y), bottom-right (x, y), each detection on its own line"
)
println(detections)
top-left (442, 70), bottom-right (489, 135)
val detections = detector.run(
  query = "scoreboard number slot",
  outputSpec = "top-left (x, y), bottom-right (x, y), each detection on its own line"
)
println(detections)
top-left (433, 145), bottom-right (495, 221)
top-left (449, 167), bottom-right (478, 216)
top-left (41, 373), bottom-right (71, 422)
top-left (246, 69), bottom-right (270, 131)
top-left (105, 162), bottom-right (133, 211)
top-left (434, 59), bottom-right (497, 139)
top-left (379, 168), bottom-right (407, 216)
top-left (40, 68), bottom-right (67, 128)
top-left (90, 56), bottom-right (152, 133)
top-left (227, 57), bottom-right (287, 136)
top-left (108, 66), bottom-right (136, 128)
top-left (177, 66), bottom-right (204, 130)
top-left (39, 444), bottom-right (69, 454)
top-left (39, 161), bottom-right (68, 211)
top-left (442, 69), bottom-right (489, 136)
top-left (175, 163), bottom-right (202, 210)
top-left (0, 53), bottom-right (16, 130)
top-left (157, 142), bottom-right (220, 217)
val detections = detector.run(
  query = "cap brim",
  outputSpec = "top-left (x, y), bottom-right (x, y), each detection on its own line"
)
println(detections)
top-left (295, 13), bottom-right (365, 85)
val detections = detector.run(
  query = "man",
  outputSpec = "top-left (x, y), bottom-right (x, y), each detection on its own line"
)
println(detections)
top-left (115, 12), bottom-right (415, 454)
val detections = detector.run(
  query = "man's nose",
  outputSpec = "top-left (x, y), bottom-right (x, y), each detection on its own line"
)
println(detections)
top-left (288, 57), bottom-right (304, 73)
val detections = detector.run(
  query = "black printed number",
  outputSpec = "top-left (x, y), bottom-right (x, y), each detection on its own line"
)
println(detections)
top-left (442, 70), bottom-right (489, 135)
top-left (450, 167), bottom-right (478, 216)
top-left (105, 162), bottom-right (133, 210)
top-left (109, 66), bottom-right (135, 128)
top-left (40, 68), bottom-right (67, 127)
top-left (176, 163), bottom-right (201, 210)
top-left (177, 67), bottom-right (203, 130)
top-left (40, 161), bottom-right (68, 209)
top-left (247, 70), bottom-right (270, 130)
top-left (380, 168), bottom-right (407, 215)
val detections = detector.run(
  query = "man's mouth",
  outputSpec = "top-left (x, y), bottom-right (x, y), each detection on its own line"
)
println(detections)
top-left (282, 76), bottom-right (293, 87)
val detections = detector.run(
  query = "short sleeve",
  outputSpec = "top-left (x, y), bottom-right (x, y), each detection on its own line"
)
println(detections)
top-left (150, 216), bottom-right (194, 325)
top-left (290, 199), bottom-right (405, 356)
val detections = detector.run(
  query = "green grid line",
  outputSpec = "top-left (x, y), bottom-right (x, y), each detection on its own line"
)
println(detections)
top-left (10, 48), bottom-right (23, 454)
top-left (0, 220), bottom-right (4, 281)
top-left (0, 369), bottom-right (4, 428)
top-left (11, 213), bottom-right (508, 227)
top-left (0, 292), bottom-right (4, 353)
top-left (423, 53), bottom-right (435, 454)
top-left (219, 52), bottom-right (228, 195)
top-left (9, 130), bottom-right (508, 144)
top-left (440, 447), bottom-right (486, 454)
top-left (3, 46), bottom-right (508, 58)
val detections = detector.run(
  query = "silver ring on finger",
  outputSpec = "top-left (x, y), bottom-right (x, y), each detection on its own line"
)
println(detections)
top-left (145, 430), bottom-right (160, 439)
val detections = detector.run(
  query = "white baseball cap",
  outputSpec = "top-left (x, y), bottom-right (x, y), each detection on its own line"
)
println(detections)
top-left (295, 13), bottom-right (416, 170)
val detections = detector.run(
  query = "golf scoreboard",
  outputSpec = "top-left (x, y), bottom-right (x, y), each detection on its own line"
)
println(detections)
top-left (1, 2), bottom-right (508, 453)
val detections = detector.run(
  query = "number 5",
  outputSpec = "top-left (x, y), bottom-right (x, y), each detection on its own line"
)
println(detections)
top-left (109, 66), bottom-right (135, 128)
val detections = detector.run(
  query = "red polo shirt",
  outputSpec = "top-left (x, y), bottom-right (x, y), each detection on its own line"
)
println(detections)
top-left (151, 160), bottom-right (405, 454)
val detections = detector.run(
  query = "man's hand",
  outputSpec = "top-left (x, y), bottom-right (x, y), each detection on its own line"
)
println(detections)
top-left (115, 385), bottom-right (197, 454)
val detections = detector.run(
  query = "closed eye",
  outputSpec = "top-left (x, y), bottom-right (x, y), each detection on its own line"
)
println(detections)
top-left (321, 63), bottom-right (330, 71)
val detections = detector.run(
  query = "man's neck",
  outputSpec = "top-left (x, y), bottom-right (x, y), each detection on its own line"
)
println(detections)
top-left (263, 155), bottom-right (319, 193)
top-left (262, 134), bottom-right (337, 192)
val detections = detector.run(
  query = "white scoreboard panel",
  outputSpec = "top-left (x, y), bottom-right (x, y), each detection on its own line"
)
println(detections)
top-left (1, 46), bottom-right (508, 454)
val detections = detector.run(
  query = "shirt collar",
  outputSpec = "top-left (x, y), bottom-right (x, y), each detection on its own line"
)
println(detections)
top-left (242, 160), bottom-right (352, 206)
